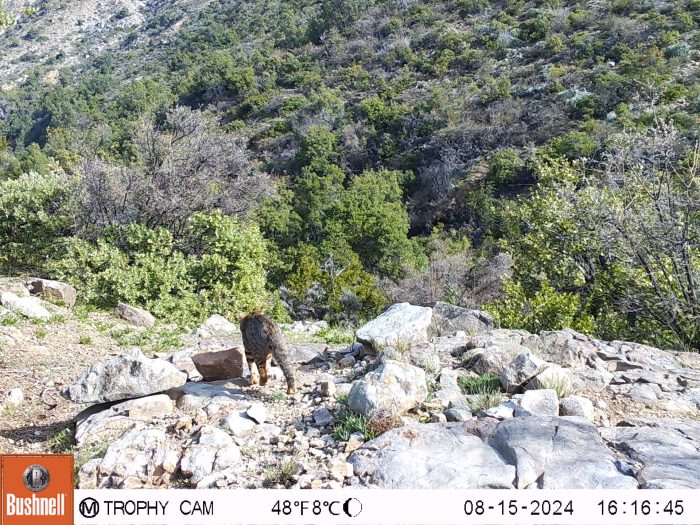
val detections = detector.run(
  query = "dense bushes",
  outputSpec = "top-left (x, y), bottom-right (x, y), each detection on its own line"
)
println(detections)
top-left (0, 171), bottom-right (70, 274)
top-left (51, 213), bottom-right (273, 325)
top-left (1, 0), bottom-right (700, 348)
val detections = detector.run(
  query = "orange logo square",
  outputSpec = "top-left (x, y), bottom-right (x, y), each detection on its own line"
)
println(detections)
top-left (0, 454), bottom-right (74, 525)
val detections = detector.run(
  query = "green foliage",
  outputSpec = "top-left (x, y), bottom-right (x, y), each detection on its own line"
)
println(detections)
top-left (488, 279), bottom-right (596, 334)
top-left (488, 149), bottom-right (526, 186)
top-left (50, 213), bottom-right (271, 324)
top-left (0, 171), bottom-right (70, 274)
top-left (332, 407), bottom-right (377, 441)
top-left (548, 131), bottom-right (598, 160)
top-left (458, 374), bottom-right (501, 395)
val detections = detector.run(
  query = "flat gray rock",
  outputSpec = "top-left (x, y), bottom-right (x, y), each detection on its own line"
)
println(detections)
top-left (482, 416), bottom-right (638, 489)
top-left (349, 422), bottom-right (515, 488)
top-left (600, 419), bottom-right (700, 488)
top-left (116, 302), bottom-right (155, 327)
top-left (0, 292), bottom-right (51, 320)
top-left (356, 303), bottom-right (432, 348)
top-left (62, 348), bottom-right (187, 403)
top-left (287, 343), bottom-right (328, 364)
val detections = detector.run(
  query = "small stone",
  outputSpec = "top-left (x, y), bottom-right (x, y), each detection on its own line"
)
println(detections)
top-left (246, 403), bottom-right (267, 424)
top-left (559, 395), bottom-right (595, 421)
top-left (520, 389), bottom-right (559, 416)
top-left (116, 302), bottom-right (155, 327)
top-left (309, 438), bottom-right (325, 449)
top-left (313, 407), bottom-right (333, 426)
top-left (7, 388), bottom-right (24, 405)
top-left (338, 356), bottom-right (356, 368)
top-left (309, 479), bottom-right (323, 489)
top-left (444, 408), bottom-right (472, 422)
top-left (345, 432), bottom-right (365, 452)
top-left (320, 381), bottom-right (336, 397)
top-left (305, 427), bottom-right (321, 438)
top-left (222, 413), bottom-right (256, 436)
top-left (329, 460), bottom-right (354, 481)
top-left (484, 404), bottom-right (514, 419)
top-left (430, 412), bottom-right (447, 423)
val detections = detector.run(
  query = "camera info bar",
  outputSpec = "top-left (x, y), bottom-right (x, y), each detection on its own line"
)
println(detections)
top-left (72, 489), bottom-right (699, 525)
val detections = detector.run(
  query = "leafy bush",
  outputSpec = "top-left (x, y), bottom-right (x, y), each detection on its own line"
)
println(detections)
top-left (50, 212), bottom-right (272, 324)
top-left (0, 171), bottom-right (70, 274)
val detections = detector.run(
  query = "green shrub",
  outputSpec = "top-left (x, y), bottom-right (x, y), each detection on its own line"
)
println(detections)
top-left (0, 171), bottom-right (70, 274)
top-left (51, 212), bottom-right (271, 325)
top-left (488, 149), bottom-right (526, 186)
top-left (488, 280), bottom-right (596, 335)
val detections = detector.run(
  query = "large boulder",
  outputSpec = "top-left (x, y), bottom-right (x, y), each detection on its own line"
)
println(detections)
top-left (349, 422), bottom-right (515, 488)
top-left (193, 314), bottom-right (239, 337)
top-left (191, 347), bottom-right (245, 381)
top-left (116, 302), bottom-right (155, 327)
top-left (427, 302), bottom-right (493, 336)
top-left (75, 394), bottom-right (174, 446)
top-left (62, 348), bottom-right (187, 403)
top-left (356, 303), bottom-right (432, 349)
top-left (25, 278), bottom-right (77, 308)
top-left (600, 419), bottom-right (700, 488)
top-left (0, 292), bottom-right (51, 320)
top-left (348, 360), bottom-right (427, 416)
top-left (482, 416), bottom-right (638, 489)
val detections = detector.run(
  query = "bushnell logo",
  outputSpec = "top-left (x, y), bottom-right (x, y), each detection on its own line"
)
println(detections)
top-left (22, 464), bottom-right (51, 492)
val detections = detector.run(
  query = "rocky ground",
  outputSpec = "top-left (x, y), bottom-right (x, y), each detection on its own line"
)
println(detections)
top-left (1, 277), bottom-right (699, 490)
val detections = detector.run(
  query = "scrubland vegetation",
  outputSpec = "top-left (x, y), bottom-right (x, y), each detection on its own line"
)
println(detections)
top-left (1, 0), bottom-right (699, 349)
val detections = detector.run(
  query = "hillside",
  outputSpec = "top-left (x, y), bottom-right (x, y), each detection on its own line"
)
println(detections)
top-left (1, 0), bottom-right (699, 351)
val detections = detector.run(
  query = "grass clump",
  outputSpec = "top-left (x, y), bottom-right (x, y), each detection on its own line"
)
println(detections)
top-left (332, 408), bottom-right (376, 441)
top-left (469, 390), bottom-right (503, 412)
top-left (536, 376), bottom-right (573, 398)
top-left (78, 335), bottom-right (92, 345)
top-left (458, 373), bottom-right (501, 395)
top-left (263, 458), bottom-right (299, 487)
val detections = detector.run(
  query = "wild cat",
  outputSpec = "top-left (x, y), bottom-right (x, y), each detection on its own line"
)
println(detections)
top-left (238, 312), bottom-right (297, 394)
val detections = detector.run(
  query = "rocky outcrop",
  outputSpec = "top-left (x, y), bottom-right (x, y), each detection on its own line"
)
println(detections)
top-left (54, 301), bottom-right (699, 490)
top-left (355, 303), bottom-right (432, 348)
top-left (62, 348), bottom-right (187, 403)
